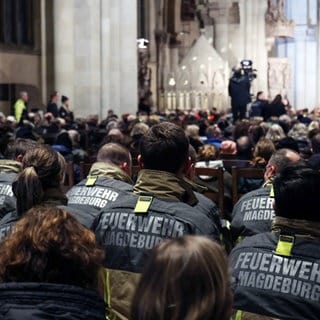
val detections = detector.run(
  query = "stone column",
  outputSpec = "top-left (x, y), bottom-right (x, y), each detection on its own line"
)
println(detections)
top-left (101, 0), bottom-right (138, 118)
top-left (53, 0), bottom-right (75, 110)
top-left (317, 4), bottom-right (320, 106)
top-left (53, 0), bottom-right (137, 118)
top-left (237, 0), bottom-right (268, 95)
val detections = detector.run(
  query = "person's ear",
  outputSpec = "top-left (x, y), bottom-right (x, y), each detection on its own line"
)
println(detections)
top-left (137, 155), bottom-right (144, 169)
top-left (16, 154), bottom-right (23, 162)
top-left (183, 156), bottom-right (193, 177)
top-left (264, 164), bottom-right (276, 181)
top-left (120, 162), bottom-right (128, 172)
top-left (186, 161), bottom-right (195, 180)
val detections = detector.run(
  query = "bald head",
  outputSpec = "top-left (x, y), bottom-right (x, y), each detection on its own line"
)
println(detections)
top-left (264, 148), bottom-right (302, 181)
top-left (97, 143), bottom-right (132, 175)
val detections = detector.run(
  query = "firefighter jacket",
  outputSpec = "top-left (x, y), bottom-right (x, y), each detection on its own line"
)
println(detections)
top-left (92, 169), bottom-right (222, 320)
top-left (230, 216), bottom-right (320, 320)
top-left (0, 160), bottom-right (22, 219)
top-left (231, 184), bottom-right (274, 242)
top-left (66, 162), bottom-right (133, 228)
top-left (0, 187), bottom-right (67, 242)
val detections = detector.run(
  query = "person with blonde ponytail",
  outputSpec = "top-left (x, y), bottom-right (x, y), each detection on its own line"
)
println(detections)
top-left (0, 145), bottom-right (67, 240)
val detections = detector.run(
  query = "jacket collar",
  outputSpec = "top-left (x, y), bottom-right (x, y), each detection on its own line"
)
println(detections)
top-left (43, 188), bottom-right (68, 206)
top-left (272, 216), bottom-right (320, 239)
top-left (89, 162), bottom-right (133, 184)
top-left (134, 169), bottom-right (198, 206)
top-left (0, 160), bottom-right (22, 174)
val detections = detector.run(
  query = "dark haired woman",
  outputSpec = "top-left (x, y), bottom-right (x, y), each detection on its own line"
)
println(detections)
top-left (0, 145), bottom-right (67, 241)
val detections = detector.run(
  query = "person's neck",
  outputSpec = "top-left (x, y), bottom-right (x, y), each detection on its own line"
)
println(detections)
top-left (134, 169), bottom-right (198, 206)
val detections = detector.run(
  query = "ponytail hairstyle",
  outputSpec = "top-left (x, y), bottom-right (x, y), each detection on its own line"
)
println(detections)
top-left (13, 145), bottom-right (61, 215)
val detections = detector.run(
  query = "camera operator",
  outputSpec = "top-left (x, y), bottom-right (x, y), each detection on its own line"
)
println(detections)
top-left (228, 68), bottom-right (251, 122)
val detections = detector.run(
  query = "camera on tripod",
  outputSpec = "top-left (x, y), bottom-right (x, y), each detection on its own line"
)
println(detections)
top-left (240, 59), bottom-right (257, 81)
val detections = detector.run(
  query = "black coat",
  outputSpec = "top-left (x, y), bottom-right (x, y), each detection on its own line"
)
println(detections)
top-left (262, 102), bottom-right (286, 120)
top-left (0, 282), bottom-right (106, 319)
top-left (47, 102), bottom-right (59, 118)
top-left (228, 75), bottom-right (251, 107)
top-left (250, 99), bottom-right (268, 117)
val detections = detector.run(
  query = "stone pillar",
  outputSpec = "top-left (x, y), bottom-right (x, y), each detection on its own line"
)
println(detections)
top-left (237, 0), bottom-right (268, 95)
top-left (53, 0), bottom-right (75, 110)
top-left (317, 4), bottom-right (320, 106)
top-left (53, 0), bottom-right (137, 118)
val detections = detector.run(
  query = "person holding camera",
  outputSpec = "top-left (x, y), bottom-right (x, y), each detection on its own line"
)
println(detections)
top-left (228, 69), bottom-right (251, 122)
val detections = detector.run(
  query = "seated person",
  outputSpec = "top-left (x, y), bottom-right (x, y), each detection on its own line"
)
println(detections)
top-left (131, 236), bottom-right (232, 320)
top-left (230, 166), bottom-right (320, 320)
top-left (66, 143), bottom-right (133, 228)
top-left (0, 206), bottom-right (105, 319)
top-left (93, 122), bottom-right (221, 319)
top-left (0, 145), bottom-right (67, 241)
top-left (194, 144), bottom-right (233, 216)
top-left (231, 148), bottom-right (301, 241)
top-left (0, 139), bottom-right (37, 219)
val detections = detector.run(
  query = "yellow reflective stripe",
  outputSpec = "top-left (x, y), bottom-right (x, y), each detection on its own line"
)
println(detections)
top-left (86, 175), bottom-right (97, 186)
top-left (235, 310), bottom-right (243, 320)
top-left (106, 269), bottom-right (111, 308)
top-left (105, 269), bottom-right (118, 320)
top-left (269, 185), bottom-right (274, 198)
top-left (134, 195), bottom-right (153, 213)
top-left (236, 236), bottom-right (244, 244)
top-left (275, 235), bottom-right (294, 256)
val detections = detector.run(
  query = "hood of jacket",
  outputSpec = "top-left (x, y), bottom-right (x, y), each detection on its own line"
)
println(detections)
top-left (89, 162), bottom-right (133, 184)
top-left (0, 160), bottom-right (22, 174)
top-left (133, 169), bottom-right (198, 206)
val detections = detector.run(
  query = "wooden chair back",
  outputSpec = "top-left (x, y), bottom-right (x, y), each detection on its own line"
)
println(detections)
top-left (194, 167), bottom-right (225, 218)
top-left (222, 159), bottom-right (251, 170)
top-left (232, 166), bottom-right (265, 205)
top-left (79, 162), bottom-right (93, 180)
top-left (62, 161), bottom-right (74, 193)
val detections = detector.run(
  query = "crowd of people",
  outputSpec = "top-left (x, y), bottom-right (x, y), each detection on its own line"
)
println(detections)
top-left (0, 90), bottom-right (319, 319)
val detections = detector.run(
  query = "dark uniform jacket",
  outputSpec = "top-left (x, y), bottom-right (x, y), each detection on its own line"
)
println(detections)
top-left (231, 184), bottom-right (275, 241)
top-left (250, 99), bottom-right (268, 117)
top-left (230, 217), bottom-right (320, 320)
top-left (66, 162), bottom-right (133, 228)
top-left (0, 188), bottom-right (67, 242)
top-left (0, 282), bottom-right (105, 319)
top-left (0, 160), bottom-right (22, 219)
top-left (93, 169), bottom-right (221, 320)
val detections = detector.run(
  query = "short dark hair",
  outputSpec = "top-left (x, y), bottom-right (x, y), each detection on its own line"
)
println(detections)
top-left (311, 133), bottom-right (320, 154)
top-left (140, 122), bottom-right (189, 173)
top-left (236, 136), bottom-right (252, 160)
top-left (4, 138), bottom-right (38, 160)
top-left (276, 137), bottom-right (299, 153)
top-left (274, 166), bottom-right (320, 221)
top-left (256, 91), bottom-right (263, 99)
